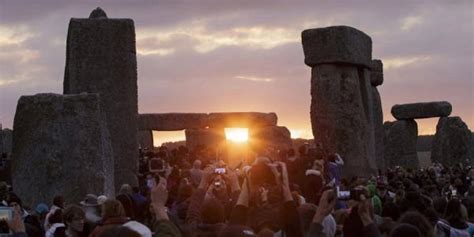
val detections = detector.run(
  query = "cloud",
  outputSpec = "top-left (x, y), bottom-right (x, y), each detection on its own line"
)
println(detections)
top-left (400, 16), bottom-right (423, 31)
top-left (383, 55), bottom-right (432, 70)
top-left (0, 0), bottom-right (472, 138)
top-left (235, 75), bottom-right (274, 82)
top-left (136, 23), bottom-right (299, 54)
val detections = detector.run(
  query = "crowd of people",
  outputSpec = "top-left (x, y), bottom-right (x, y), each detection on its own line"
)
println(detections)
top-left (1, 143), bottom-right (473, 237)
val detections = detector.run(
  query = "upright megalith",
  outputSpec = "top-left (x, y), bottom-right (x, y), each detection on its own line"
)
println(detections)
top-left (139, 113), bottom-right (208, 131)
top-left (250, 126), bottom-right (292, 150)
top-left (431, 117), bottom-right (472, 166)
top-left (370, 59), bottom-right (385, 169)
top-left (64, 8), bottom-right (138, 187)
top-left (1, 127), bottom-right (13, 155)
top-left (302, 26), bottom-right (377, 176)
top-left (185, 128), bottom-right (225, 151)
top-left (11, 93), bottom-right (114, 207)
top-left (391, 102), bottom-right (452, 120)
top-left (138, 130), bottom-right (154, 150)
top-left (207, 112), bottom-right (277, 128)
top-left (384, 120), bottom-right (419, 169)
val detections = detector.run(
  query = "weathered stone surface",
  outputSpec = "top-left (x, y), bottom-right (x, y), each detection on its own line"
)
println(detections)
top-left (384, 120), bottom-right (419, 169)
top-left (0, 125), bottom-right (13, 155)
top-left (11, 93), bottom-right (114, 207)
top-left (391, 101), bottom-right (452, 120)
top-left (302, 26), bottom-right (372, 68)
top-left (208, 112), bottom-right (277, 128)
top-left (370, 59), bottom-right (383, 86)
top-left (185, 128), bottom-right (225, 151)
top-left (0, 124), bottom-right (3, 154)
top-left (309, 64), bottom-right (377, 176)
top-left (138, 130), bottom-right (154, 150)
top-left (372, 87), bottom-right (385, 169)
top-left (250, 126), bottom-right (293, 150)
top-left (89, 7), bottom-right (107, 19)
top-left (139, 113), bottom-right (208, 131)
top-left (431, 117), bottom-right (472, 166)
top-left (1, 128), bottom-right (13, 155)
top-left (64, 9), bottom-right (138, 188)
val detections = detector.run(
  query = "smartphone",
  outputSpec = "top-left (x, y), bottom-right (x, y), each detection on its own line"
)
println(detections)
top-left (215, 168), bottom-right (226, 174)
top-left (149, 158), bottom-right (165, 173)
top-left (336, 186), bottom-right (351, 200)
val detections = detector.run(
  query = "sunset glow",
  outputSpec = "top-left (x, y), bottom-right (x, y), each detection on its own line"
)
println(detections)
top-left (225, 128), bottom-right (249, 143)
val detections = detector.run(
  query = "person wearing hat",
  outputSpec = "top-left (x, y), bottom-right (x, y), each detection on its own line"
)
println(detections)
top-left (79, 194), bottom-right (102, 236)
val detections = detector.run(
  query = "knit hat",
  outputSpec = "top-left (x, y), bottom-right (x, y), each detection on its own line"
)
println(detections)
top-left (35, 203), bottom-right (49, 214)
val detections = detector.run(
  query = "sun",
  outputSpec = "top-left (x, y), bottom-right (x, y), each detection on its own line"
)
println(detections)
top-left (225, 128), bottom-right (249, 143)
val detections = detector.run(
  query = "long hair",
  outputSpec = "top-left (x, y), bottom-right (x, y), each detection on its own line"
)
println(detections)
top-left (101, 199), bottom-right (125, 220)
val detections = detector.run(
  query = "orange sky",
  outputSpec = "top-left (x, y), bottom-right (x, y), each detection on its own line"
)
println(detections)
top-left (1, 1), bottom-right (472, 146)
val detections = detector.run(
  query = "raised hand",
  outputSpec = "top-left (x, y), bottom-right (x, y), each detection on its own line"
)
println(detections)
top-left (7, 205), bottom-right (25, 233)
top-left (312, 189), bottom-right (336, 224)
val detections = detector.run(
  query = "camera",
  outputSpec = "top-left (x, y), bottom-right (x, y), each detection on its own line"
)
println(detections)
top-left (149, 158), bottom-right (165, 173)
top-left (336, 186), bottom-right (369, 201)
top-left (0, 207), bottom-right (13, 234)
top-left (215, 168), bottom-right (226, 174)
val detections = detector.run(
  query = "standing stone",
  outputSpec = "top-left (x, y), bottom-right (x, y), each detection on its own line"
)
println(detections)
top-left (64, 8), bottom-right (138, 187)
top-left (370, 60), bottom-right (383, 86)
top-left (431, 117), bottom-right (472, 166)
top-left (391, 101), bottom-right (452, 120)
top-left (11, 93), bottom-right (114, 207)
top-left (139, 113), bottom-right (208, 131)
top-left (1, 128), bottom-right (13, 155)
top-left (138, 130), bottom-right (154, 150)
top-left (370, 59), bottom-right (384, 170)
top-left (383, 120), bottom-right (419, 169)
top-left (249, 126), bottom-right (293, 151)
top-left (208, 112), bottom-right (277, 128)
top-left (0, 124), bottom-right (3, 155)
top-left (302, 26), bottom-right (377, 176)
top-left (185, 128), bottom-right (225, 151)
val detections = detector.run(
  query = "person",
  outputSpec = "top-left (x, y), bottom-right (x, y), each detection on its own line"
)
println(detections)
top-left (435, 199), bottom-right (474, 236)
top-left (45, 209), bottom-right (64, 237)
top-left (327, 153), bottom-right (344, 186)
top-left (398, 211), bottom-right (435, 237)
top-left (389, 223), bottom-right (422, 237)
top-left (79, 194), bottom-right (102, 236)
top-left (189, 160), bottom-right (203, 187)
top-left (62, 205), bottom-right (85, 237)
top-left (45, 195), bottom-right (65, 231)
top-left (89, 200), bottom-right (130, 237)
top-left (116, 184), bottom-right (136, 220)
top-left (150, 176), bottom-right (182, 237)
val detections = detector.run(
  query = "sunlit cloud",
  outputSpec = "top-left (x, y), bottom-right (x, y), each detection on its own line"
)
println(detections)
top-left (235, 75), bottom-right (274, 82)
top-left (290, 129), bottom-right (313, 139)
top-left (0, 48), bottom-right (40, 63)
top-left (137, 24), bottom-right (299, 54)
top-left (0, 25), bottom-right (34, 46)
top-left (137, 47), bottom-right (176, 56)
top-left (400, 16), bottom-right (423, 31)
top-left (383, 55), bottom-right (432, 69)
top-left (0, 65), bottom-right (44, 87)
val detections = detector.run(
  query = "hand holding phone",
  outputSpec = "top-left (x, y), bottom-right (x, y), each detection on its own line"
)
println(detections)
top-left (215, 168), bottom-right (226, 174)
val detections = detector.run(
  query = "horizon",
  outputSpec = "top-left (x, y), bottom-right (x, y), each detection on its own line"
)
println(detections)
top-left (1, 0), bottom-right (473, 145)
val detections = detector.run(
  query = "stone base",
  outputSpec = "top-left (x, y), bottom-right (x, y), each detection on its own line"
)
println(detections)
top-left (12, 93), bottom-right (114, 207)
